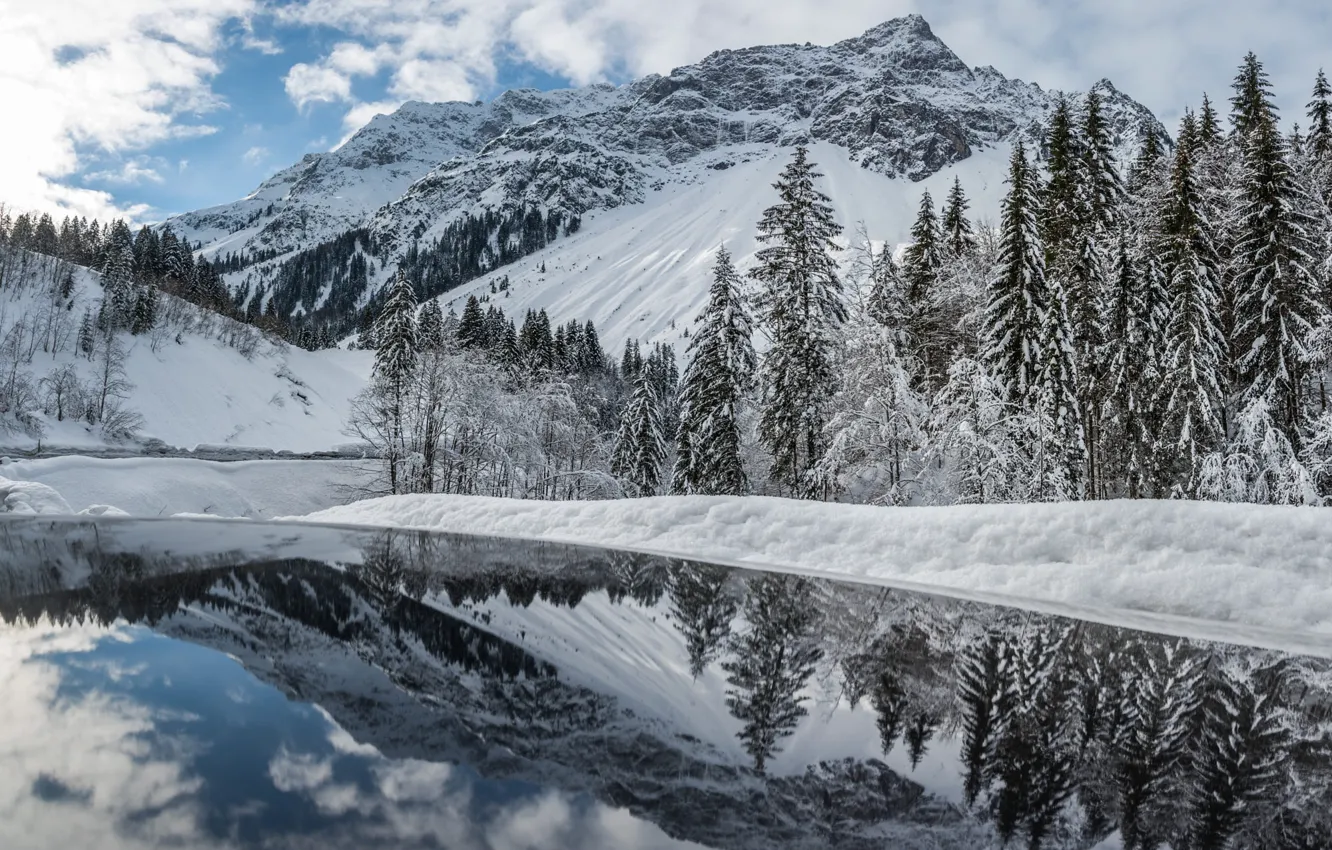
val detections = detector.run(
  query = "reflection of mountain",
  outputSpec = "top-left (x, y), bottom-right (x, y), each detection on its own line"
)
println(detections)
top-left (3, 519), bottom-right (1332, 850)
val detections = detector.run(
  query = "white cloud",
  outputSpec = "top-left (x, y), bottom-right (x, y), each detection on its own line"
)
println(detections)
top-left (242, 146), bottom-right (271, 166)
top-left (0, 0), bottom-right (252, 221)
top-left (83, 159), bottom-right (165, 186)
top-left (284, 62), bottom-right (354, 108)
top-left (270, 0), bottom-right (1329, 143)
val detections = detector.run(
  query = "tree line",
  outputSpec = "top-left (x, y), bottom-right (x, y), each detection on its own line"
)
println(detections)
top-left (608, 55), bottom-right (1332, 506)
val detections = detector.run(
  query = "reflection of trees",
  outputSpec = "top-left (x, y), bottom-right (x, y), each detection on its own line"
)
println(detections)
top-left (666, 562), bottom-right (737, 679)
top-left (4, 521), bottom-right (1332, 849)
top-left (721, 574), bottom-right (823, 773)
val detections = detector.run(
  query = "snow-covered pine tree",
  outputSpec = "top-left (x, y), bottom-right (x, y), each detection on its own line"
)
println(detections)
top-left (1101, 235), bottom-right (1166, 497)
top-left (1231, 54), bottom-right (1324, 443)
top-left (1199, 93), bottom-right (1224, 149)
top-left (942, 176), bottom-right (976, 256)
top-left (751, 145), bottom-right (847, 498)
top-left (130, 284), bottom-right (157, 336)
top-left (100, 220), bottom-right (136, 329)
top-left (1309, 69), bottom-right (1332, 161)
top-left (1127, 132), bottom-right (1165, 197)
top-left (1081, 86), bottom-right (1126, 232)
top-left (902, 190), bottom-right (948, 388)
top-left (417, 299), bottom-right (445, 350)
top-left (456, 294), bottom-right (488, 349)
top-left (1157, 111), bottom-right (1228, 494)
top-left (984, 141), bottom-right (1047, 407)
top-left (370, 268), bottom-right (419, 494)
top-left (673, 245), bottom-right (757, 496)
top-left (77, 307), bottom-right (95, 359)
top-left (611, 371), bottom-right (666, 497)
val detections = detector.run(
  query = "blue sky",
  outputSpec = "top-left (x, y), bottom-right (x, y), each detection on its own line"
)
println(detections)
top-left (3, 0), bottom-right (1328, 224)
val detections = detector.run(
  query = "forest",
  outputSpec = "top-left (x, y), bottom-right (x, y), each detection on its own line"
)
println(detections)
top-left (355, 52), bottom-right (1332, 508)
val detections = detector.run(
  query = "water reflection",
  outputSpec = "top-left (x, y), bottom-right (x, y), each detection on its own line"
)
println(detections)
top-left (2, 517), bottom-right (1330, 850)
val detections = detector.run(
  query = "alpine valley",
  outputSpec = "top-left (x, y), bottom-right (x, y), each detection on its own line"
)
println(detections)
top-left (166, 14), bottom-right (1168, 350)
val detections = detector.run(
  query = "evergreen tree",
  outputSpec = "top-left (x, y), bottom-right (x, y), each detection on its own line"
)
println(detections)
top-left (456, 294), bottom-right (488, 349)
top-left (130, 285), bottom-right (157, 336)
top-left (1102, 235), bottom-right (1166, 497)
top-left (77, 307), bottom-right (95, 359)
top-left (1158, 112), bottom-right (1228, 492)
top-left (673, 245), bottom-right (757, 496)
top-left (371, 269), bottom-right (419, 494)
top-left (721, 574), bottom-right (823, 773)
top-left (1309, 69), bottom-right (1332, 161)
top-left (1198, 93), bottom-right (1224, 148)
top-left (417, 299), bottom-right (445, 350)
top-left (611, 371), bottom-right (666, 497)
top-left (941, 176), bottom-right (976, 256)
top-left (1230, 52), bottom-right (1278, 138)
top-left (1128, 133), bottom-right (1165, 196)
top-left (752, 145), bottom-right (847, 498)
top-left (101, 220), bottom-right (136, 329)
top-left (1081, 86), bottom-right (1126, 231)
top-left (985, 141), bottom-right (1047, 406)
top-left (902, 190), bottom-right (948, 387)
top-left (902, 190), bottom-right (944, 304)
top-left (1231, 54), bottom-right (1323, 443)
top-left (904, 711), bottom-right (939, 769)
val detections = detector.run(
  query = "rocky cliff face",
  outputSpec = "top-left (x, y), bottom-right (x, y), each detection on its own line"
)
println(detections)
top-left (164, 15), bottom-right (1168, 333)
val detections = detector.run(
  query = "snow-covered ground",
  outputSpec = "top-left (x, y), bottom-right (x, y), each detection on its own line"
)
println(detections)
top-left (0, 258), bottom-right (373, 453)
top-left (281, 494), bottom-right (1332, 656)
top-left (0, 455), bottom-right (370, 518)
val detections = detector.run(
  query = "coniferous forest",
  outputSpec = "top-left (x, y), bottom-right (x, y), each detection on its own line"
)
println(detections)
top-left (354, 53), bottom-right (1332, 506)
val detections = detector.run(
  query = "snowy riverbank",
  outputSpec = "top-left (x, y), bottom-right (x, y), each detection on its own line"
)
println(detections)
top-left (284, 494), bottom-right (1332, 653)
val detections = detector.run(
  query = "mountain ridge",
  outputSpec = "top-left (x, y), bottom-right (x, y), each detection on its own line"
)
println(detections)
top-left (163, 15), bottom-right (1169, 347)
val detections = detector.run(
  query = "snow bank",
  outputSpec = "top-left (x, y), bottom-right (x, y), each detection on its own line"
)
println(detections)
top-left (284, 495), bottom-right (1332, 651)
top-left (0, 475), bottom-right (72, 514)
top-left (4, 456), bottom-right (370, 519)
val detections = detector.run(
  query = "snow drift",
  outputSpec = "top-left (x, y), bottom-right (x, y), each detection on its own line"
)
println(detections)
top-left (284, 494), bottom-right (1332, 653)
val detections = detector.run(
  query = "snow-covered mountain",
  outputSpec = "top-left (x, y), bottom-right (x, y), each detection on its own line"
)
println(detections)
top-left (167, 15), bottom-right (1168, 348)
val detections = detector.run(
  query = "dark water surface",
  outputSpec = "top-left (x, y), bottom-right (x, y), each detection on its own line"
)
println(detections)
top-left (1, 517), bottom-right (1328, 850)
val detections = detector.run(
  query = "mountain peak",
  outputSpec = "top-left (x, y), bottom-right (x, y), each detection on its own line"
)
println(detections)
top-left (837, 14), bottom-right (969, 74)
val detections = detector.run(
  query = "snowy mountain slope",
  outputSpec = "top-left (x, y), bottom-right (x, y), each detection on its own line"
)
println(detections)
top-left (436, 140), bottom-right (1014, 349)
top-left (165, 15), bottom-right (1167, 346)
top-left (0, 253), bottom-right (372, 452)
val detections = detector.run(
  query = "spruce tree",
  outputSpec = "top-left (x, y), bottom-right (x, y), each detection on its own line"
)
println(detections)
top-left (941, 176), bottom-right (976, 256)
top-left (1308, 69), bottom-right (1332, 161)
top-left (456, 294), bottom-right (487, 349)
top-left (673, 245), bottom-right (757, 496)
top-left (752, 145), bottom-right (847, 498)
top-left (77, 307), bottom-right (95, 359)
top-left (611, 372), bottom-right (666, 497)
top-left (417, 299), bottom-right (444, 350)
top-left (1230, 52), bottom-right (1278, 138)
top-left (1231, 55), bottom-right (1323, 443)
top-left (985, 141), bottom-right (1047, 406)
top-left (101, 220), bottom-right (136, 329)
top-left (1081, 86), bottom-right (1125, 232)
top-left (372, 269), bottom-right (419, 494)
top-left (1158, 112), bottom-right (1227, 491)
top-left (1128, 133), bottom-right (1165, 196)
top-left (1103, 235), bottom-right (1166, 497)
top-left (1310, 69), bottom-right (1332, 161)
top-left (1198, 93), bottom-right (1224, 149)
top-left (902, 190), bottom-right (944, 304)
top-left (130, 285), bottom-right (157, 336)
